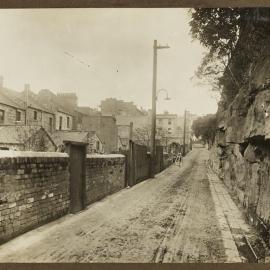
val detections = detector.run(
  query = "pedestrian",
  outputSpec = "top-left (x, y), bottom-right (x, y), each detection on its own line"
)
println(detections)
top-left (174, 152), bottom-right (182, 166)
top-left (178, 152), bottom-right (183, 166)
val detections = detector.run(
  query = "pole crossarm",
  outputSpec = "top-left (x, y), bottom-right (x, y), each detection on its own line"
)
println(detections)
top-left (157, 45), bottom-right (170, 49)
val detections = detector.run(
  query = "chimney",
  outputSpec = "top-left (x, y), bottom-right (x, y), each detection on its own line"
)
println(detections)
top-left (0, 76), bottom-right (3, 89)
top-left (24, 83), bottom-right (30, 92)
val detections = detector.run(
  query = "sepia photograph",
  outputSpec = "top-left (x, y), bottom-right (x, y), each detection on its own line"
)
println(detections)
top-left (0, 3), bottom-right (270, 265)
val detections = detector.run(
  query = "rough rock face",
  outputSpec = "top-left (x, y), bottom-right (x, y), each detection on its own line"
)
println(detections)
top-left (210, 45), bottom-right (270, 243)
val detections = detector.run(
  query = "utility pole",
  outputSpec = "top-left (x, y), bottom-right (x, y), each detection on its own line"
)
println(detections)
top-left (183, 109), bottom-right (187, 156)
top-left (25, 83), bottom-right (30, 125)
top-left (150, 40), bottom-right (170, 178)
top-left (150, 40), bottom-right (158, 178)
top-left (129, 122), bottom-right (133, 141)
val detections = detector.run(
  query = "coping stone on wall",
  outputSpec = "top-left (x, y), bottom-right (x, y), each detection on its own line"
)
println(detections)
top-left (0, 150), bottom-right (68, 158)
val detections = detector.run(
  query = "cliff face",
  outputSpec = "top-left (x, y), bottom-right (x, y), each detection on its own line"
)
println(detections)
top-left (210, 39), bottom-right (270, 240)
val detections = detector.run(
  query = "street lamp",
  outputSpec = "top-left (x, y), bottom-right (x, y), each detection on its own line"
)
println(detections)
top-left (156, 88), bottom-right (171, 154)
top-left (156, 88), bottom-right (171, 101)
top-left (150, 40), bottom-right (170, 178)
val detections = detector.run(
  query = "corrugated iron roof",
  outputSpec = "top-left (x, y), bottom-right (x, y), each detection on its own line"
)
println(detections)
top-left (51, 130), bottom-right (101, 146)
top-left (51, 131), bottom-right (89, 146)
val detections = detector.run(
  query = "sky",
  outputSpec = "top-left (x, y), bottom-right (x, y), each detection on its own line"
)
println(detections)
top-left (0, 8), bottom-right (219, 116)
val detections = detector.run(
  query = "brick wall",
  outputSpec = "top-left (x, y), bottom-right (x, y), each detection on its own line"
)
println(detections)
top-left (85, 154), bottom-right (125, 205)
top-left (0, 151), bottom-right (69, 244)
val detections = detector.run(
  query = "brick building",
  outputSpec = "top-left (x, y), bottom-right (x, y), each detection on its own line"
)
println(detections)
top-left (0, 82), bottom-right (55, 133)
top-left (101, 98), bottom-right (150, 150)
top-left (38, 89), bottom-right (74, 131)
top-left (0, 91), bottom-right (26, 126)
top-left (74, 109), bottom-right (118, 153)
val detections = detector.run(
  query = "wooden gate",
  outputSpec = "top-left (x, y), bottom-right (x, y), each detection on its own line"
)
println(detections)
top-left (64, 141), bottom-right (87, 214)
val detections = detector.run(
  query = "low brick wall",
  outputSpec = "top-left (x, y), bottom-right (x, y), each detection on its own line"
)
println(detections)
top-left (85, 154), bottom-right (125, 205)
top-left (0, 151), bottom-right (69, 244)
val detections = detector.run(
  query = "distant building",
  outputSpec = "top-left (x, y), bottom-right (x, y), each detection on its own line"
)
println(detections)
top-left (156, 111), bottom-right (198, 149)
top-left (101, 98), bottom-right (146, 117)
top-left (0, 125), bottom-right (56, 151)
top-left (73, 109), bottom-right (118, 153)
top-left (156, 111), bottom-right (178, 136)
top-left (100, 99), bottom-right (150, 150)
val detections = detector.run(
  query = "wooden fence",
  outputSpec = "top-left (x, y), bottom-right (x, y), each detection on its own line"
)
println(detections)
top-left (121, 141), bottom-right (170, 187)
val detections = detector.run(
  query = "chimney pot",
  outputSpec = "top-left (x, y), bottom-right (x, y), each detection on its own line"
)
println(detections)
top-left (24, 83), bottom-right (30, 92)
top-left (0, 76), bottom-right (3, 88)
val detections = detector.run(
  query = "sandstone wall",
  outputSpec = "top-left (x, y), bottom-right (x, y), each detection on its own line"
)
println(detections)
top-left (211, 52), bottom-right (270, 241)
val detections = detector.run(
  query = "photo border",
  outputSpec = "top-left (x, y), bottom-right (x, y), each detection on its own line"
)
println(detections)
top-left (0, 0), bottom-right (270, 269)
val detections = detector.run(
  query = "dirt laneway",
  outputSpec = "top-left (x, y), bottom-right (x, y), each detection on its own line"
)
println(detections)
top-left (0, 147), bottom-right (229, 262)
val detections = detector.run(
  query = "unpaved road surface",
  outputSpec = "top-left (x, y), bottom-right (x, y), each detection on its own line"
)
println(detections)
top-left (0, 147), bottom-right (232, 262)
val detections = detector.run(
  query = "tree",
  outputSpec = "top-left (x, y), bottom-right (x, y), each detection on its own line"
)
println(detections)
top-left (133, 125), bottom-right (168, 147)
top-left (191, 114), bottom-right (217, 146)
top-left (189, 8), bottom-right (270, 106)
top-left (133, 125), bottom-right (151, 147)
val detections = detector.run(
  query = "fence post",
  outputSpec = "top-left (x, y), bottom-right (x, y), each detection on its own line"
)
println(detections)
top-left (129, 140), bottom-right (135, 186)
top-left (64, 140), bottom-right (88, 214)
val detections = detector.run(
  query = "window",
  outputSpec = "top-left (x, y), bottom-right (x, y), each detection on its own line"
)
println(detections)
top-left (96, 141), bottom-right (100, 151)
top-left (168, 128), bottom-right (172, 131)
top-left (59, 116), bottom-right (63, 130)
top-left (16, 110), bottom-right (21, 122)
top-left (49, 117), bottom-right (53, 132)
top-left (0, 109), bottom-right (4, 124)
top-left (67, 117), bottom-right (70, 128)
top-left (168, 120), bottom-right (172, 125)
top-left (33, 110), bottom-right (37, 120)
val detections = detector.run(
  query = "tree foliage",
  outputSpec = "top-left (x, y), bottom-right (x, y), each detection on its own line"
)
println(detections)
top-left (191, 114), bottom-right (217, 145)
top-left (133, 125), bottom-right (168, 147)
top-left (133, 125), bottom-right (151, 146)
top-left (189, 8), bottom-right (270, 107)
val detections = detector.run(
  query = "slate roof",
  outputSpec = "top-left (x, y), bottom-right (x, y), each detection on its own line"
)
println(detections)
top-left (0, 88), bottom-right (54, 114)
top-left (0, 125), bottom-right (47, 144)
top-left (21, 90), bottom-right (54, 114)
top-left (0, 89), bottom-right (25, 110)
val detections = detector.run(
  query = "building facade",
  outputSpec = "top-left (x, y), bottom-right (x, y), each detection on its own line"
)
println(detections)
top-left (101, 98), bottom-right (146, 117)
top-left (73, 109), bottom-right (118, 153)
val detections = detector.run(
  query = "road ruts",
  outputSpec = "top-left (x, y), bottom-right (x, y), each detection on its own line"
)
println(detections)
top-left (0, 147), bottom-right (227, 263)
